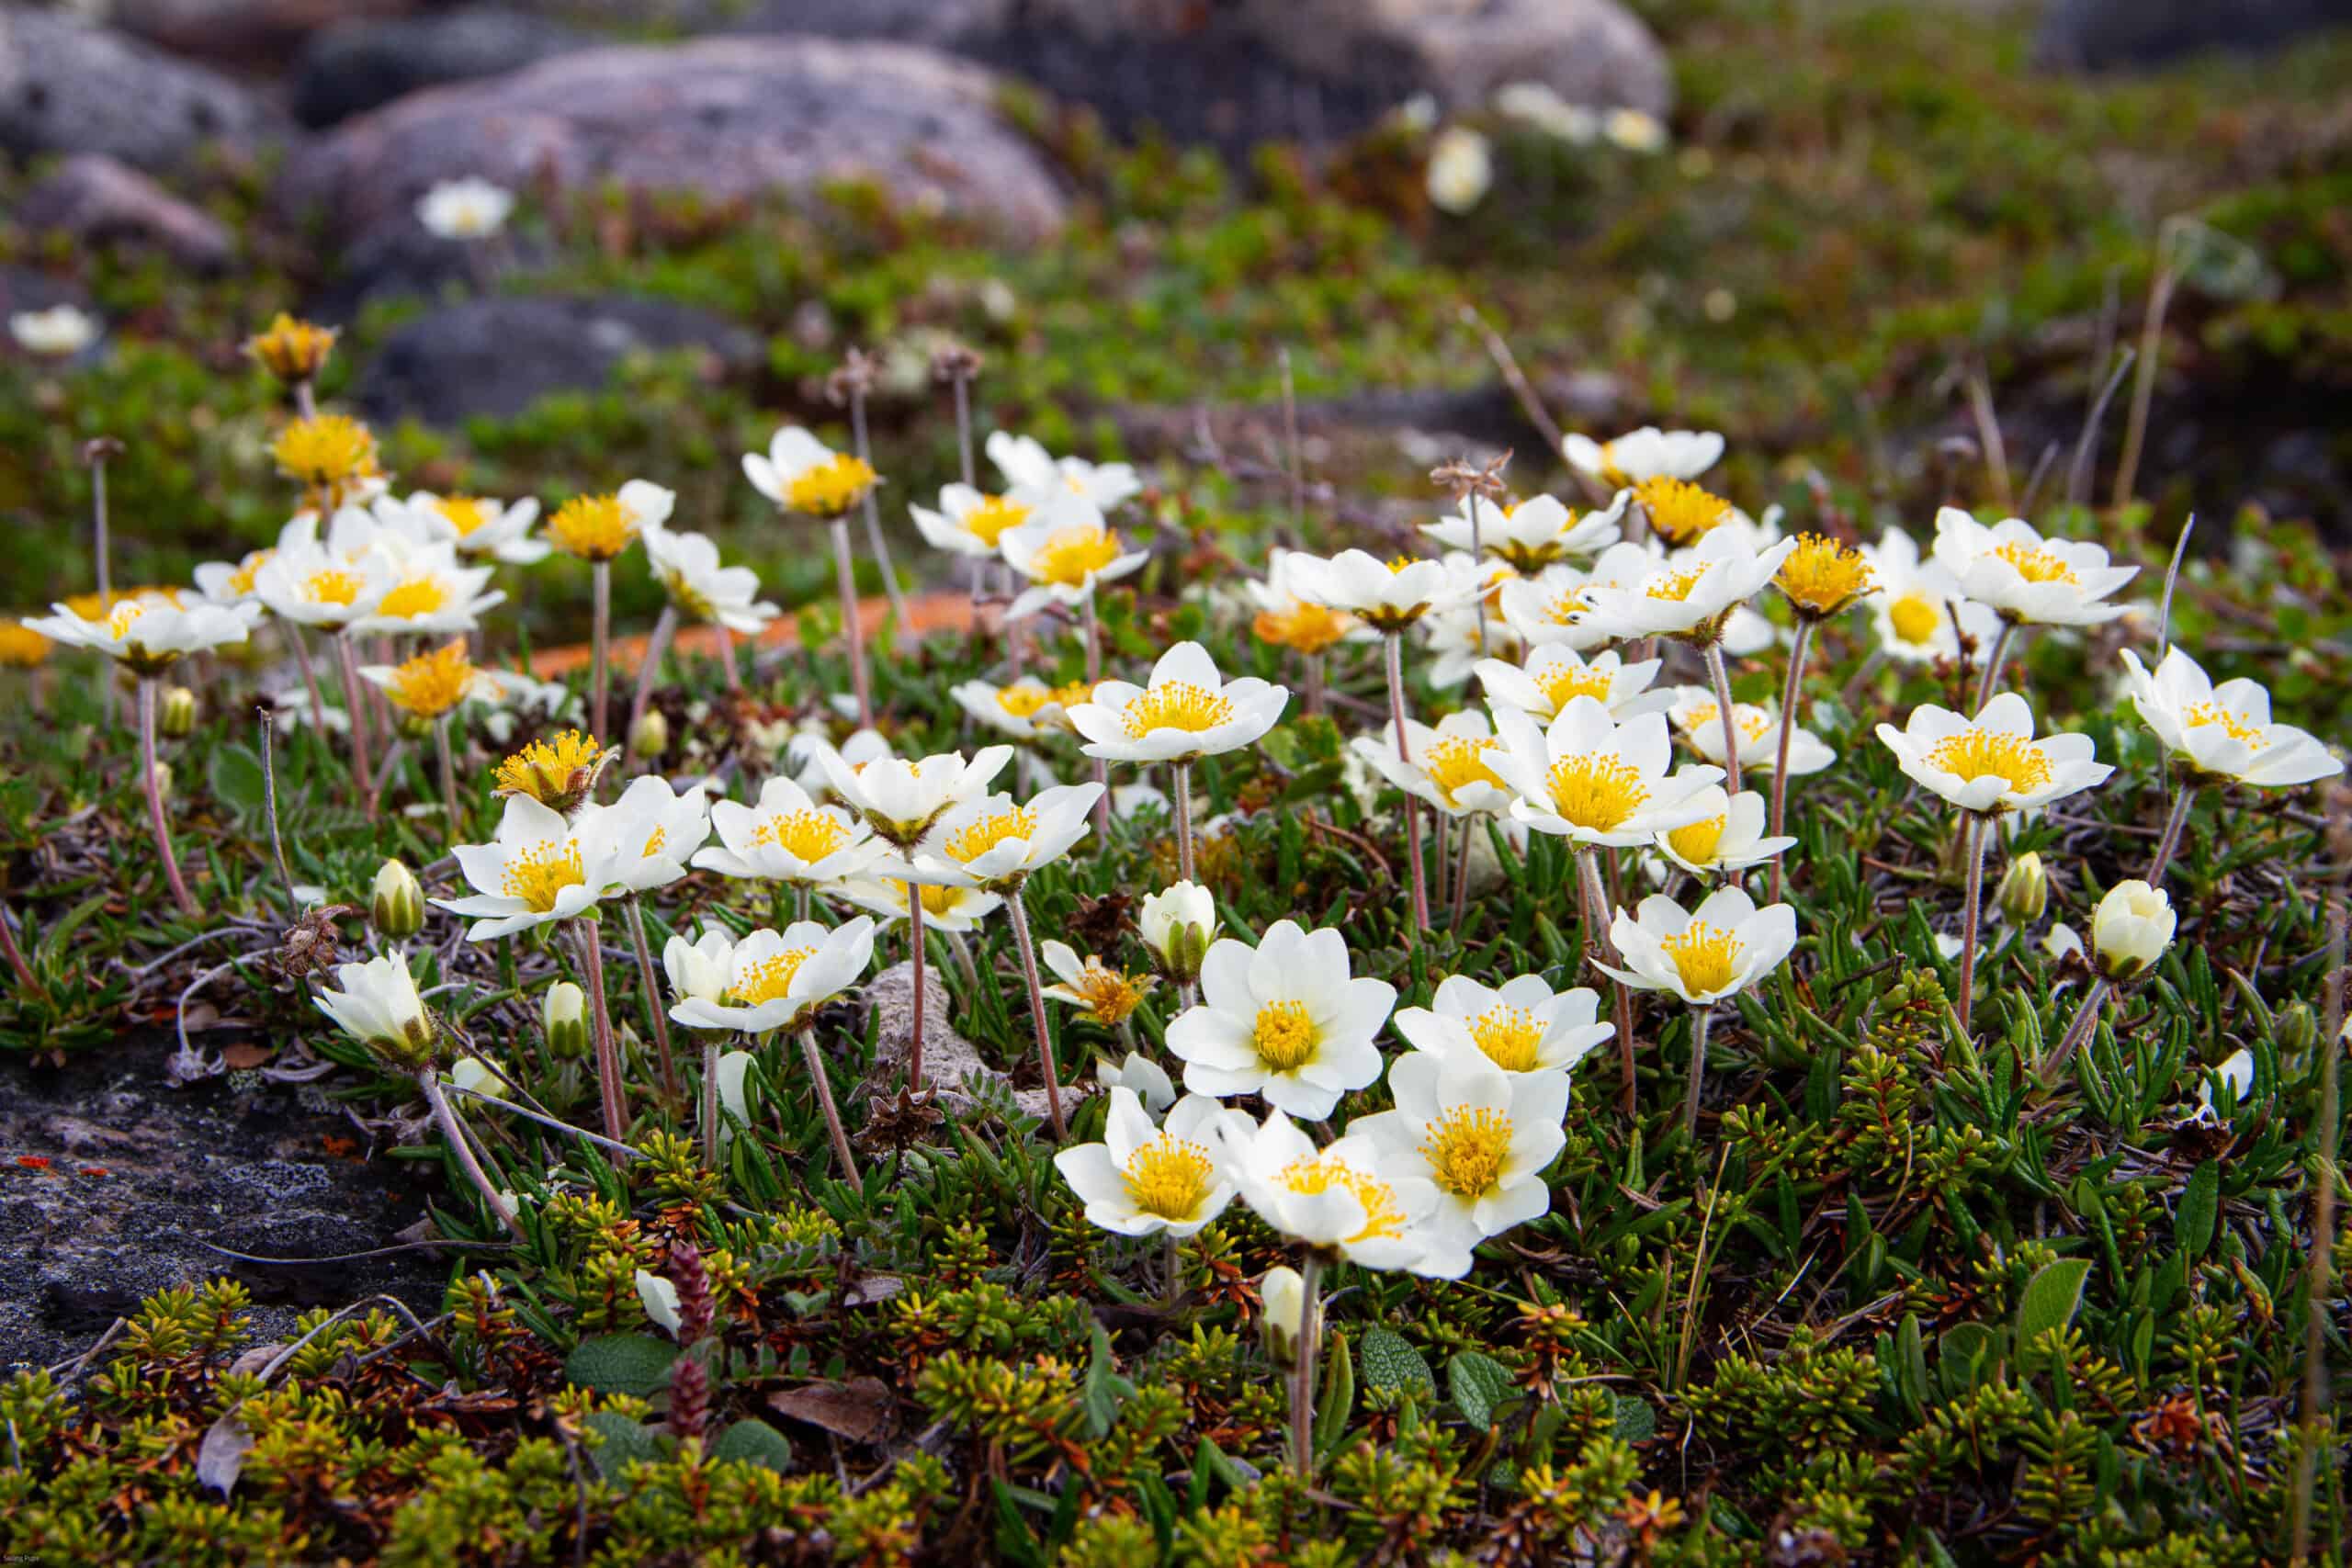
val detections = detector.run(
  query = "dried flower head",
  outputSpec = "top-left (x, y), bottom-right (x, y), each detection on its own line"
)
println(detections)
top-left (493, 730), bottom-right (612, 813)
top-left (244, 313), bottom-right (338, 384)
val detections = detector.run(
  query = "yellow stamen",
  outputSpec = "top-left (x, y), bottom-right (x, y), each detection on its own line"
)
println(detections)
top-left (271, 414), bottom-right (379, 493)
top-left (1776, 534), bottom-right (1877, 617)
top-left (1543, 753), bottom-right (1651, 831)
top-left (1667, 814), bottom-right (1729, 865)
top-left (2184, 702), bottom-right (2267, 750)
top-left (918, 885), bottom-right (967, 918)
top-left (785, 454), bottom-right (878, 517)
top-left (1419, 1106), bottom-right (1515, 1199)
top-left (547, 494), bottom-right (638, 562)
top-left (1122, 681), bottom-right (1236, 739)
top-left (1251, 999), bottom-right (1318, 1073)
top-left (1534, 661), bottom-right (1614, 714)
top-left (1989, 539), bottom-right (2079, 586)
top-left (1645, 564), bottom-right (1709, 603)
top-left (995, 685), bottom-right (1051, 720)
top-left (1926, 728), bottom-right (2053, 795)
top-left (1469, 1005), bottom-right (1545, 1073)
top-left (945, 807), bottom-right (1036, 864)
top-left (243, 313), bottom-right (337, 382)
top-left (1661, 921), bottom-right (1739, 995)
top-left (434, 497), bottom-right (493, 537)
top-left (494, 730), bottom-right (605, 804)
top-left (1277, 1155), bottom-right (1409, 1243)
top-left (1253, 600), bottom-right (1353, 655)
top-left (748, 807), bottom-right (850, 865)
top-left (1122, 1135), bottom-right (1216, 1221)
top-left (729, 948), bottom-right (816, 1006)
top-left (303, 568), bottom-right (363, 608)
top-left (1888, 591), bottom-right (1942, 647)
top-left (1423, 735), bottom-right (1508, 807)
top-left (0, 622), bottom-right (50, 669)
top-left (225, 550), bottom-right (272, 597)
top-left (1066, 962), bottom-right (1151, 1025)
top-left (382, 641), bottom-right (475, 718)
top-left (960, 494), bottom-right (1031, 546)
top-left (1540, 585), bottom-right (1593, 626)
top-left (1633, 478), bottom-right (1732, 547)
top-left (499, 840), bottom-right (584, 913)
top-left (374, 575), bottom-right (450, 622)
top-left (1031, 525), bottom-right (1123, 587)
top-left (641, 826), bottom-right (667, 859)
top-left (104, 600), bottom-right (149, 640)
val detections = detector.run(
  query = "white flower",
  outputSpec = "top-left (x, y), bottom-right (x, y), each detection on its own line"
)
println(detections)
top-left (1351, 710), bottom-right (1515, 818)
top-left (1286, 549), bottom-right (1476, 634)
top-left (442, 1055), bottom-right (501, 1097)
top-left (662, 928), bottom-right (734, 1021)
top-left (1422, 491), bottom-right (1626, 573)
top-left (1580, 527), bottom-right (1798, 645)
top-left (1426, 126), bottom-right (1493, 214)
top-left (911, 783), bottom-right (1102, 892)
top-left (9, 304), bottom-right (97, 358)
top-left (2042, 922), bottom-right (2086, 964)
top-left (1875, 693), bottom-right (2113, 817)
top-left (911, 482), bottom-right (1044, 558)
top-left (1601, 886), bottom-right (1799, 1006)
top-left (2089, 880), bottom-right (2175, 982)
top-left (998, 501), bottom-right (1148, 619)
top-left (434, 794), bottom-right (619, 940)
top-left (2118, 646), bottom-right (2343, 788)
top-left (194, 516), bottom-right (320, 605)
top-left (987, 431), bottom-right (1142, 512)
top-left (1653, 786), bottom-right (1794, 875)
top-left (1140, 881), bottom-right (1216, 981)
top-left (1166, 919), bottom-right (1396, 1119)
top-left (347, 544), bottom-right (505, 636)
top-left (1488, 698), bottom-right (1723, 847)
top-left (1248, 548), bottom-right (1373, 654)
top-left (1493, 81), bottom-right (1599, 142)
top-left (1497, 564), bottom-right (1612, 651)
top-left (634, 1270), bottom-right (682, 1334)
top-left (2195, 1048), bottom-right (2255, 1122)
top-left (1097, 1052), bottom-right (1177, 1115)
top-left (576, 775), bottom-right (711, 895)
top-left (837, 878), bottom-right (1002, 932)
top-left (667, 918), bottom-right (877, 1035)
top-left (1351, 1051), bottom-right (1569, 1278)
top-left (27, 593), bottom-right (259, 675)
top-left (1475, 644), bottom-right (1668, 725)
top-left (1931, 508), bottom-right (2138, 627)
top-left (952, 675), bottom-right (1093, 739)
top-left (741, 426), bottom-right (876, 518)
top-left (1395, 973), bottom-right (1613, 1077)
top-left (252, 539), bottom-right (385, 630)
top-left (787, 725), bottom-right (894, 801)
top-left (1260, 1265), bottom-right (1313, 1366)
top-left (1069, 642), bottom-right (1288, 764)
top-left (1860, 527), bottom-right (1999, 665)
top-left (1053, 1089), bottom-right (1235, 1237)
top-left (820, 744), bottom-right (1014, 847)
top-left (643, 526), bottom-right (779, 635)
top-left (716, 1050), bottom-right (755, 1129)
top-left (417, 176), bottom-right (514, 240)
top-left (694, 774), bottom-right (883, 888)
top-left (314, 952), bottom-right (434, 1055)
top-left (1603, 107), bottom-right (1669, 153)
top-left (384, 491), bottom-right (548, 564)
top-left (1564, 427), bottom-right (1723, 488)
top-left (1217, 1108), bottom-right (1437, 1271)
top-left (1663, 686), bottom-right (1837, 775)
top-left (1036, 941), bottom-right (1156, 1025)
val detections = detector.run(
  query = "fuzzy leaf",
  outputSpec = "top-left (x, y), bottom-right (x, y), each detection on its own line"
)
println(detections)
top-left (1611, 1394), bottom-right (1657, 1443)
top-left (582, 1412), bottom-right (660, 1483)
top-left (206, 742), bottom-right (267, 819)
top-left (1447, 1350), bottom-right (1514, 1427)
top-left (709, 1418), bottom-right (794, 1471)
top-left (2014, 1258), bottom-right (2094, 1348)
top-left (564, 1333), bottom-right (680, 1397)
top-left (1358, 1325), bottom-right (1436, 1401)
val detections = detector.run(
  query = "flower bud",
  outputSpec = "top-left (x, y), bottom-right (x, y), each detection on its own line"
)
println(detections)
top-left (2276, 999), bottom-right (2317, 1055)
top-left (1138, 881), bottom-right (1215, 984)
top-left (150, 761), bottom-right (173, 802)
top-left (159, 685), bottom-right (197, 738)
top-left (1259, 1266), bottom-right (1316, 1371)
top-left (1996, 852), bottom-right (2047, 925)
top-left (2090, 880), bottom-right (2175, 983)
top-left (543, 980), bottom-right (589, 1057)
top-left (371, 857), bottom-right (424, 939)
top-left (634, 1269), bottom-right (683, 1336)
top-left (629, 707), bottom-right (670, 761)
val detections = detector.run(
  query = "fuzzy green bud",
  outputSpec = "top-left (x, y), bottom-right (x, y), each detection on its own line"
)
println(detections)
top-left (2276, 999), bottom-right (2317, 1055)
top-left (159, 685), bottom-right (198, 738)
top-left (1138, 881), bottom-right (1215, 985)
top-left (1996, 852), bottom-right (2047, 926)
top-left (544, 980), bottom-right (589, 1057)
top-left (370, 857), bottom-right (424, 939)
top-left (629, 707), bottom-right (670, 761)
top-left (1259, 1266), bottom-right (1313, 1371)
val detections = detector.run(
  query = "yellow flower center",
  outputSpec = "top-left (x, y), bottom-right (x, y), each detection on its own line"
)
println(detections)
top-left (748, 807), bottom-right (850, 865)
top-left (1032, 525), bottom-right (1124, 587)
top-left (945, 807), bottom-right (1036, 864)
top-left (1645, 565), bottom-right (1709, 603)
top-left (384, 641), bottom-right (475, 717)
top-left (1543, 753), bottom-right (1651, 831)
top-left (226, 550), bottom-right (272, 596)
top-left (1888, 591), bottom-right (1942, 647)
top-left (1068, 962), bottom-right (1151, 1025)
top-left (996, 685), bottom-right (1050, 720)
top-left (1661, 921), bottom-right (1739, 995)
top-left (435, 497), bottom-right (493, 537)
top-left (786, 454), bottom-right (878, 517)
top-left (1469, 1005), bottom-right (1545, 1073)
top-left (1539, 585), bottom-right (1593, 626)
top-left (1423, 735), bottom-right (1508, 806)
top-left (1534, 662), bottom-right (1614, 714)
top-left (1776, 534), bottom-right (1877, 616)
top-left (729, 947), bottom-right (816, 1007)
top-left (1251, 999), bottom-right (1319, 1073)
top-left (243, 314), bottom-right (336, 381)
top-left (1926, 728), bottom-right (2053, 795)
top-left (1675, 702), bottom-right (1771, 746)
top-left (640, 826), bottom-right (667, 859)
top-left (1253, 601), bottom-right (1352, 655)
top-left (1387, 556), bottom-right (1419, 574)
top-left (2183, 702), bottom-right (2267, 750)
top-left (918, 884), bottom-right (967, 918)
top-left (1122, 1135), bottom-right (1216, 1221)
top-left (0, 623), bottom-right (50, 668)
top-left (1123, 681), bottom-right (1236, 739)
top-left (548, 494), bottom-right (638, 561)
top-left (1989, 540), bottom-right (2079, 586)
top-left (1419, 1106), bottom-right (1515, 1199)
top-left (272, 414), bottom-right (378, 487)
top-left (499, 840), bottom-right (585, 912)
top-left (374, 575), bottom-right (449, 621)
top-left (1667, 814), bottom-right (1729, 865)
top-left (104, 600), bottom-right (149, 640)
top-left (494, 730), bottom-right (605, 803)
top-left (1277, 1156), bottom-right (1409, 1243)
top-left (961, 494), bottom-right (1031, 546)
top-left (304, 568), bottom-right (363, 608)
top-left (1634, 478), bottom-right (1733, 547)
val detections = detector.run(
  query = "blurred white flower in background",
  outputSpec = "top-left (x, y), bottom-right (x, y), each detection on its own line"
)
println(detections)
top-left (9, 304), bottom-right (97, 358)
top-left (418, 177), bottom-right (515, 241)
top-left (1426, 127), bottom-right (1493, 215)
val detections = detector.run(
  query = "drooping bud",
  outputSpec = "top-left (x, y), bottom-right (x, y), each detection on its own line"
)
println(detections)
top-left (629, 707), bottom-right (670, 761)
top-left (2090, 880), bottom-right (2175, 983)
top-left (543, 980), bottom-right (589, 1057)
top-left (1996, 852), bottom-right (2048, 926)
top-left (371, 857), bottom-right (424, 938)
top-left (1138, 881), bottom-right (1216, 985)
top-left (159, 685), bottom-right (198, 738)
top-left (1259, 1266), bottom-right (1315, 1371)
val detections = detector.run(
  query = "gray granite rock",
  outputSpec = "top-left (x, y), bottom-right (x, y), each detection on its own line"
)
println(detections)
top-left (292, 7), bottom-right (585, 128)
top-left (17, 152), bottom-right (236, 274)
top-left (0, 6), bottom-right (290, 170)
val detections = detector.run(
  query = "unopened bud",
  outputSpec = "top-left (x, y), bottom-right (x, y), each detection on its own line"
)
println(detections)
top-left (150, 761), bottom-right (173, 801)
top-left (1259, 1266), bottom-right (1315, 1371)
top-left (543, 980), bottom-right (589, 1057)
top-left (1996, 852), bottom-right (2047, 926)
top-left (159, 685), bottom-right (197, 738)
top-left (2276, 999), bottom-right (2316, 1055)
top-left (371, 858), bottom-right (424, 939)
top-left (2091, 880), bottom-right (2175, 983)
top-left (629, 707), bottom-right (669, 761)
top-left (1138, 881), bottom-right (1216, 985)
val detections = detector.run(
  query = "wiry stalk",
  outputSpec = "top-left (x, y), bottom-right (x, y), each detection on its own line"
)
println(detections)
top-left (1703, 642), bottom-right (1743, 797)
top-left (907, 880), bottom-right (929, 1096)
top-left (1082, 594), bottom-right (1111, 837)
top-left (1385, 634), bottom-right (1429, 941)
top-left (334, 633), bottom-right (378, 820)
top-left (1579, 846), bottom-right (1636, 1115)
top-left (590, 558), bottom-right (612, 741)
top-left (417, 1069), bottom-right (525, 1242)
top-left (2042, 976), bottom-right (2109, 1080)
top-left (1766, 619), bottom-right (1814, 905)
top-left (1287, 1251), bottom-right (1325, 1475)
top-left (626, 604), bottom-right (678, 753)
top-left (2146, 782), bottom-right (2198, 884)
top-left (1172, 761), bottom-right (1196, 883)
top-left (138, 678), bottom-right (197, 915)
top-left (626, 895), bottom-right (681, 1106)
top-left (573, 918), bottom-right (628, 1141)
top-left (700, 1039), bottom-right (723, 1170)
top-left (1450, 815), bottom-right (1477, 930)
top-left (829, 517), bottom-right (874, 728)
top-left (433, 716), bottom-right (460, 832)
top-left (260, 708), bottom-right (297, 908)
top-left (797, 1024), bottom-right (861, 1181)
top-left (1956, 817), bottom-right (1989, 1034)
top-left (849, 382), bottom-right (915, 644)
top-left (1682, 1006), bottom-right (1713, 1139)
top-left (289, 624), bottom-right (330, 734)
top-left (1973, 620), bottom-right (2016, 715)
top-left (1006, 887), bottom-right (1067, 1140)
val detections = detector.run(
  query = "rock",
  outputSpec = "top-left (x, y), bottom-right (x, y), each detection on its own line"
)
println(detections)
top-left (17, 153), bottom-right (236, 274)
top-left (0, 6), bottom-right (290, 170)
top-left (352, 293), bottom-right (763, 426)
top-left (2037, 0), bottom-right (2352, 69)
top-left (747, 0), bottom-right (1672, 148)
top-left (276, 34), bottom-right (1069, 256)
top-left (860, 960), bottom-right (1079, 1126)
top-left (107, 0), bottom-right (417, 67)
top-left (0, 264), bottom-right (92, 319)
top-left (311, 220), bottom-right (557, 322)
top-left (292, 8), bottom-right (585, 129)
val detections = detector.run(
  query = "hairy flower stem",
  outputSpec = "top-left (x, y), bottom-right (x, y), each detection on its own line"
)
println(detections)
top-left (88, 445), bottom-right (118, 731)
top-left (1957, 817), bottom-right (1989, 1035)
top-left (2042, 976), bottom-right (2110, 1079)
top-left (573, 918), bottom-right (628, 1141)
top-left (1702, 641), bottom-right (1743, 797)
top-left (1578, 846), bottom-right (1636, 1115)
top-left (334, 634), bottom-right (378, 820)
top-left (625, 896), bottom-right (681, 1106)
top-left (259, 709), bottom-right (298, 908)
top-left (137, 678), bottom-right (198, 915)
top-left (433, 716), bottom-right (460, 832)
top-left (828, 517), bottom-right (875, 728)
top-left (627, 604), bottom-right (678, 753)
top-left (1682, 1007), bottom-right (1713, 1140)
top-left (906, 880), bottom-right (929, 1096)
top-left (797, 1025), bottom-right (861, 1182)
top-left (1288, 1251), bottom-right (1326, 1476)
top-left (717, 624), bottom-right (741, 692)
top-left (1766, 620), bottom-right (1814, 905)
top-left (701, 1039), bottom-right (722, 1170)
top-left (2146, 782), bottom-right (2198, 884)
top-left (1450, 816), bottom-right (1477, 930)
top-left (1007, 888), bottom-right (1068, 1140)
top-left (590, 558), bottom-right (612, 741)
top-left (1304, 650), bottom-right (1325, 718)
top-left (1973, 620), bottom-right (2017, 714)
top-left (417, 1069), bottom-right (525, 1242)
top-left (849, 386), bottom-right (915, 646)
top-left (1385, 633), bottom-right (1429, 941)
top-left (1162, 1235), bottom-right (1184, 1307)
top-left (289, 625), bottom-right (330, 734)
top-left (0, 904), bottom-right (39, 998)
top-left (1172, 761), bottom-right (1196, 883)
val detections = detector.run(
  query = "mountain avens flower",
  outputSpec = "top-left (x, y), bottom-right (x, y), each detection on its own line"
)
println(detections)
top-left (1167, 919), bottom-right (1396, 1119)
top-left (1053, 1088), bottom-right (1236, 1237)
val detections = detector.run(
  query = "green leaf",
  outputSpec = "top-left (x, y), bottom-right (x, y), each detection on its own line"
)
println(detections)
top-left (1358, 1325), bottom-right (1436, 1402)
top-left (989, 1479), bottom-right (1046, 1568)
top-left (2175, 1160), bottom-right (2220, 1260)
top-left (581, 1412), bottom-right (660, 1484)
top-left (2014, 1258), bottom-right (2094, 1348)
top-left (1314, 1331), bottom-right (1355, 1456)
top-left (708, 1418), bottom-right (794, 1471)
top-left (206, 742), bottom-right (267, 820)
top-left (1447, 1350), bottom-right (1514, 1427)
top-left (1611, 1394), bottom-right (1657, 1443)
top-left (1937, 1323), bottom-right (2000, 1397)
top-left (1134, 1471), bottom-right (1177, 1561)
top-left (563, 1333), bottom-right (680, 1397)
top-left (1082, 1319), bottom-right (1133, 1438)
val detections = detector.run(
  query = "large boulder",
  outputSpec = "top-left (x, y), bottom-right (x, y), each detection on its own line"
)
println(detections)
top-left (17, 153), bottom-right (237, 274)
top-left (2037, 0), bottom-right (2352, 68)
top-left (353, 293), bottom-right (763, 426)
top-left (276, 35), bottom-right (1069, 254)
top-left (0, 6), bottom-right (289, 170)
top-left (291, 7), bottom-right (586, 129)
top-left (103, 0), bottom-right (417, 68)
